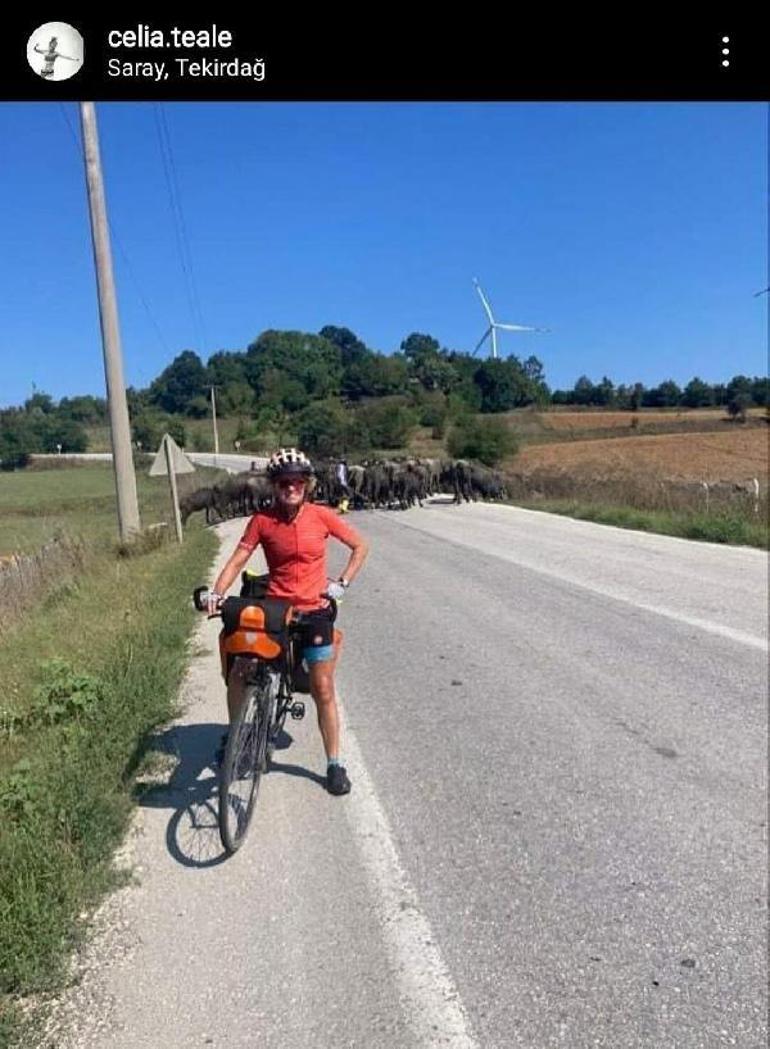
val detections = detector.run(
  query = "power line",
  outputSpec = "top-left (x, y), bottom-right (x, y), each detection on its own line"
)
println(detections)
top-left (153, 103), bottom-right (208, 354)
top-left (57, 103), bottom-right (172, 365)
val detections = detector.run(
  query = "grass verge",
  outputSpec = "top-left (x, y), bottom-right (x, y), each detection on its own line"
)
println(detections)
top-left (0, 478), bottom-right (217, 1046)
top-left (511, 498), bottom-right (768, 549)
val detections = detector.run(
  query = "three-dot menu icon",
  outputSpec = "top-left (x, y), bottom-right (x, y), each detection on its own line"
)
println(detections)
top-left (721, 36), bottom-right (730, 68)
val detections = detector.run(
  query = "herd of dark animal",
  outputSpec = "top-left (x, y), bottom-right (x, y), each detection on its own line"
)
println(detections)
top-left (179, 457), bottom-right (508, 526)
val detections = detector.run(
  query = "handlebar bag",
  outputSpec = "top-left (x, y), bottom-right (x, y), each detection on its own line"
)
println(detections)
top-left (220, 596), bottom-right (293, 663)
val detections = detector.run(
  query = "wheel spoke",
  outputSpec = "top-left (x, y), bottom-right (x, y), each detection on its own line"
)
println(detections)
top-left (218, 670), bottom-right (277, 854)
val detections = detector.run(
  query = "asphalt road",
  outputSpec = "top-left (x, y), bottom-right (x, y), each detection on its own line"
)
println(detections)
top-left (33, 452), bottom-right (265, 474)
top-left (44, 504), bottom-right (767, 1049)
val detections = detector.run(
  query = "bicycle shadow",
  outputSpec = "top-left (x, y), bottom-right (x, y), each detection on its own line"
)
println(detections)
top-left (135, 723), bottom-right (324, 868)
top-left (267, 759), bottom-right (327, 788)
top-left (136, 722), bottom-right (226, 869)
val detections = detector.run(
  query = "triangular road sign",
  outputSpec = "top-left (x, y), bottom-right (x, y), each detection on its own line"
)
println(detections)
top-left (148, 433), bottom-right (196, 476)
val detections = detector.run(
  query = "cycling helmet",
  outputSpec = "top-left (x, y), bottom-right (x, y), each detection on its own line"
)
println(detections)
top-left (266, 447), bottom-right (314, 478)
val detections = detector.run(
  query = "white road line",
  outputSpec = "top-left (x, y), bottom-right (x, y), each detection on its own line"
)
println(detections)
top-left (386, 513), bottom-right (769, 654)
top-left (338, 700), bottom-right (479, 1049)
top-left (513, 560), bottom-right (769, 653)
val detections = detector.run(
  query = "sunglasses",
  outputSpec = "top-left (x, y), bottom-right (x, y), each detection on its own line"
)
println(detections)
top-left (276, 477), bottom-right (306, 490)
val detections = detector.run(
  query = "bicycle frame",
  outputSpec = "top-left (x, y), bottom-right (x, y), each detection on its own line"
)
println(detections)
top-left (230, 621), bottom-right (308, 735)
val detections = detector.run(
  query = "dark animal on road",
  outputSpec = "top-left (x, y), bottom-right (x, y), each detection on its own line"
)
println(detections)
top-left (179, 487), bottom-right (218, 526)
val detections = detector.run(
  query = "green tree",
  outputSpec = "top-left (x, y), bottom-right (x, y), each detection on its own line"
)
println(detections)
top-left (186, 395), bottom-right (211, 419)
top-left (345, 354), bottom-right (410, 399)
top-left (24, 391), bottom-right (55, 415)
top-left (126, 386), bottom-right (151, 418)
top-left (726, 375), bottom-right (754, 404)
top-left (447, 416), bottom-right (518, 466)
top-left (219, 382), bottom-right (256, 416)
top-left (357, 401), bottom-right (418, 449)
top-left (168, 419), bottom-right (187, 447)
top-left (131, 412), bottom-right (186, 450)
top-left (0, 409), bottom-right (38, 463)
top-left (643, 380), bottom-right (681, 408)
top-left (522, 356), bottom-right (551, 404)
top-left (572, 376), bottom-right (594, 406)
top-left (39, 417), bottom-right (88, 453)
top-left (296, 401), bottom-right (349, 457)
top-left (629, 383), bottom-right (645, 411)
top-left (592, 376), bottom-right (616, 406)
top-left (319, 326), bottom-right (369, 367)
top-left (207, 350), bottom-right (249, 388)
top-left (57, 395), bottom-right (107, 424)
top-left (726, 393), bottom-right (751, 422)
top-left (149, 351), bottom-right (210, 415)
top-left (246, 330), bottom-right (342, 403)
top-left (682, 377), bottom-right (715, 408)
top-left (258, 368), bottom-right (310, 413)
top-left (401, 332), bottom-right (440, 362)
top-left (341, 354), bottom-right (374, 400)
top-left (399, 334), bottom-right (460, 394)
top-left (474, 359), bottom-right (531, 412)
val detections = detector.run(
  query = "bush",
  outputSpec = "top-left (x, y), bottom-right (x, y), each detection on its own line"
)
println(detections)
top-left (357, 402), bottom-right (417, 449)
top-left (726, 394), bottom-right (751, 423)
top-left (297, 402), bottom-right (350, 457)
top-left (167, 419), bottom-right (187, 448)
top-left (131, 413), bottom-right (186, 452)
top-left (40, 418), bottom-right (88, 454)
top-left (419, 402), bottom-right (447, 430)
top-left (447, 416), bottom-right (519, 466)
top-left (0, 452), bottom-right (29, 472)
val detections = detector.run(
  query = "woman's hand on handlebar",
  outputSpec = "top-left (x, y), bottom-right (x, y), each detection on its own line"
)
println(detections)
top-left (323, 580), bottom-right (346, 602)
top-left (207, 590), bottom-right (224, 615)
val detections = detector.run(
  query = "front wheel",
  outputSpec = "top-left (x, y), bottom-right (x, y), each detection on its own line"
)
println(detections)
top-left (218, 674), bottom-right (273, 854)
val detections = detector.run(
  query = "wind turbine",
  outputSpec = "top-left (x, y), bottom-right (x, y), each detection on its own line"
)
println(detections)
top-left (472, 278), bottom-right (549, 359)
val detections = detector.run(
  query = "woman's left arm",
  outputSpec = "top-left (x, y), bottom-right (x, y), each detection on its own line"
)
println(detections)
top-left (326, 511), bottom-right (369, 586)
top-left (338, 533), bottom-right (369, 585)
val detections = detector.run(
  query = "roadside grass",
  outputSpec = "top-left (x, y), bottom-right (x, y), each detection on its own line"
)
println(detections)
top-left (0, 465), bottom-right (219, 1045)
top-left (510, 498), bottom-right (768, 548)
top-left (0, 463), bottom-right (220, 554)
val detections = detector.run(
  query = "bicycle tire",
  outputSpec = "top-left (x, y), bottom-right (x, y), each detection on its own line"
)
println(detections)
top-left (218, 674), bottom-right (272, 854)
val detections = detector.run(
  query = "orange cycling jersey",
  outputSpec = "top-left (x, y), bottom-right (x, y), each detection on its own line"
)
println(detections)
top-left (236, 503), bottom-right (363, 611)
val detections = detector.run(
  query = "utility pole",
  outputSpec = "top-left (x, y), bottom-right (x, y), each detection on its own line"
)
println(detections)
top-left (79, 102), bottom-right (141, 541)
top-left (211, 385), bottom-right (220, 462)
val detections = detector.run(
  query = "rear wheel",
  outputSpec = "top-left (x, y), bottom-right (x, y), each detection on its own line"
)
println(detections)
top-left (266, 677), bottom-right (289, 766)
top-left (218, 672), bottom-right (273, 854)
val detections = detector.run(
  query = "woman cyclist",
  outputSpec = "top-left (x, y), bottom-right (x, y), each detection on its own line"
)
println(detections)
top-left (207, 448), bottom-right (369, 795)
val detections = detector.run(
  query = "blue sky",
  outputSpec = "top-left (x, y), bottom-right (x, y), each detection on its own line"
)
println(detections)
top-left (1, 102), bottom-right (766, 407)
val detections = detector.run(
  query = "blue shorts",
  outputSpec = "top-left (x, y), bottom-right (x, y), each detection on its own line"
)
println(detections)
top-left (297, 607), bottom-right (335, 665)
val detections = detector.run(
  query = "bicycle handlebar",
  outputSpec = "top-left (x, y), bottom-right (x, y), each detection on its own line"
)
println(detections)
top-left (192, 585), bottom-right (338, 620)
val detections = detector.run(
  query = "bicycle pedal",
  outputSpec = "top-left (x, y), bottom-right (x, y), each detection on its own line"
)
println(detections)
top-left (290, 702), bottom-right (306, 720)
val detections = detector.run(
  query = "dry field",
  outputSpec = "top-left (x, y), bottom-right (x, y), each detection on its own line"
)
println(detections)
top-left (537, 407), bottom-right (765, 431)
top-left (512, 428), bottom-right (768, 485)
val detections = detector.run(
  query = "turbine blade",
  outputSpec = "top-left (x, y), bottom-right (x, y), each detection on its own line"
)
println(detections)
top-left (473, 279), bottom-right (495, 324)
top-left (495, 323), bottom-right (550, 333)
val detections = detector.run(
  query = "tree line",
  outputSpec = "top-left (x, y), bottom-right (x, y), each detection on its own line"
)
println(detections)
top-left (1, 325), bottom-right (766, 467)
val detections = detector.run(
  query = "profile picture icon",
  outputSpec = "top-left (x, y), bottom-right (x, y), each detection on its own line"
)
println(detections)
top-left (27, 22), bottom-right (84, 81)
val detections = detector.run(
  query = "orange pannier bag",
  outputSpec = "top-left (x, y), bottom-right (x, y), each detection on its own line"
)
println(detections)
top-left (219, 596), bottom-right (293, 680)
